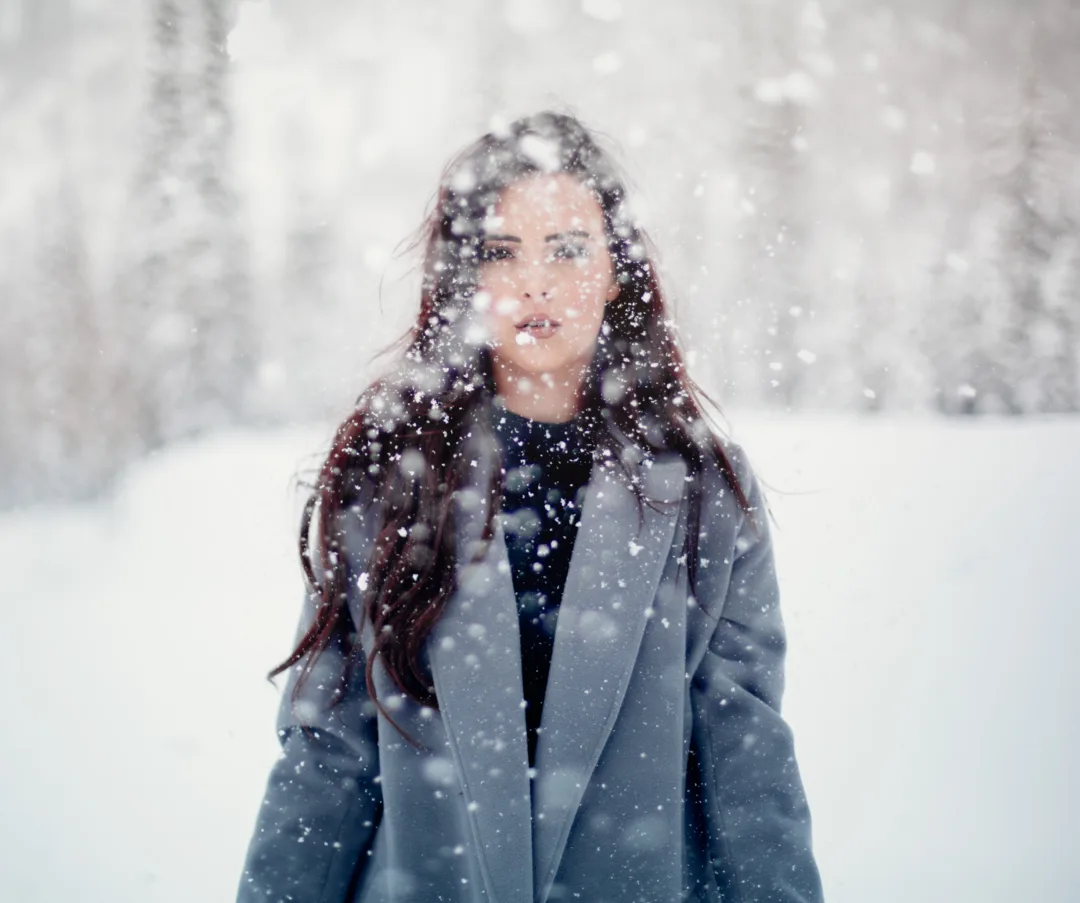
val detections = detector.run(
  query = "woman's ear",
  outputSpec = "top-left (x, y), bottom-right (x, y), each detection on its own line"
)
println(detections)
top-left (605, 279), bottom-right (620, 303)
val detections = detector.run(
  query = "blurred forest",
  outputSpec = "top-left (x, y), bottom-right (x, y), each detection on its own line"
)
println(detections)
top-left (1, 0), bottom-right (1078, 507)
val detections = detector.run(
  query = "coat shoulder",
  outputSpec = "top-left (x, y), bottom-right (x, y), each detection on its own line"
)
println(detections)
top-left (693, 431), bottom-right (763, 529)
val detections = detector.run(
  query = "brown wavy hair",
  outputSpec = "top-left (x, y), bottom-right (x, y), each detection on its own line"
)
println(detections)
top-left (270, 110), bottom-right (758, 746)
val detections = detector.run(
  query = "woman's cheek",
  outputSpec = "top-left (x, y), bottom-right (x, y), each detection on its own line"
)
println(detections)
top-left (492, 291), bottom-right (521, 318)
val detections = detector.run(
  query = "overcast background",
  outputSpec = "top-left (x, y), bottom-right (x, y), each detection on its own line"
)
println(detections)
top-left (2, 0), bottom-right (1079, 506)
top-left (0, 1), bottom-right (1078, 901)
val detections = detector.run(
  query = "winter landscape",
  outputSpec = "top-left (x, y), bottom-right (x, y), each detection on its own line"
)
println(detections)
top-left (1, 1), bottom-right (1079, 901)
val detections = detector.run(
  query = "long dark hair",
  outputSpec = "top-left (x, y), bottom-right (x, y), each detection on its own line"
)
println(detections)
top-left (270, 111), bottom-right (759, 746)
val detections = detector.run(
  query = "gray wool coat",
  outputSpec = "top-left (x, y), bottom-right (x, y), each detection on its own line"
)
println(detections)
top-left (236, 419), bottom-right (824, 903)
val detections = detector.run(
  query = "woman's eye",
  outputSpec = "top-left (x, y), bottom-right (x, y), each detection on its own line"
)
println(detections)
top-left (478, 245), bottom-right (513, 263)
top-left (550, 244), bottom-right (588, 261)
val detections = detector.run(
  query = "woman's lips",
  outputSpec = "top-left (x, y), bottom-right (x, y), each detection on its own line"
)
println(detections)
top-left (515, 319), bottom-right (560, 343)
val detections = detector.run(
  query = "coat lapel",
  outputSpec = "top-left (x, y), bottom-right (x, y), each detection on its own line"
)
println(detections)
top-left (428, 410), bottom-right (686, 903)
top-left (530, 454), bottom-right (685, 903)
top-left (428, 423), bottom-right (534, 903)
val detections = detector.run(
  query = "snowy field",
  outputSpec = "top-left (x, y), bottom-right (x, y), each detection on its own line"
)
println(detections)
top-left (1, 412), bottom-right (1078, 903)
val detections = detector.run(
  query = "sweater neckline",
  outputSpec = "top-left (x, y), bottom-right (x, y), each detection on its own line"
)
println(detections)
top-left (491, 404), bottom-right (585, 435)
top-left (489, 401), bottom-right (596, 466)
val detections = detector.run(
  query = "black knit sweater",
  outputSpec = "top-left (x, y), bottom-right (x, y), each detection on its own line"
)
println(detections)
top-left (489, 401), bottom-right (597, 770)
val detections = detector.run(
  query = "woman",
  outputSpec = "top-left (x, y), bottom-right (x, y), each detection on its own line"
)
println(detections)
top-left (236, 111), bottom-right (824, 903)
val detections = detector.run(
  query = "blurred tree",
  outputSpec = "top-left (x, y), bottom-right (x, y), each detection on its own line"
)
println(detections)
top-left (117, 0), bottom-right (253, 450)
top-left (274, 197), bottom-right (342, 419)
top-left (185, 0), bottom-right (255, 425)
top-left (0, 180), bottom-right (116, 506)
top-left (966, 8), bottom-right (1079, 413)
top-left (726, 0), bottom-right (812, 410)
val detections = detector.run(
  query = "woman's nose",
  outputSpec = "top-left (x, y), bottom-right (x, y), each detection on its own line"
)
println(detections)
top-left (519, 259), bottom-right (554, 301)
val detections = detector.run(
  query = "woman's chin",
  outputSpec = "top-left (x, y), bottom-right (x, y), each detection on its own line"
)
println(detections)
top-left (499, 357), bottom-right (591, 386)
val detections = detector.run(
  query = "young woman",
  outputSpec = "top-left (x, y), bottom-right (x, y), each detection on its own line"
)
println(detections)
top-left (236, 111), bottom-right (824, 903)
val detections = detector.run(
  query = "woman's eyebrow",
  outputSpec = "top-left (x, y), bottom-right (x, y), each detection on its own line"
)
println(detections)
top-left (482, 230), bottom-right (592, 242)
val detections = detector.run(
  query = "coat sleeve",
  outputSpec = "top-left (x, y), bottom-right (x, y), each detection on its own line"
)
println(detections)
top-left (689, 441), bottom-right (824, 903)
top-left (236, 501), bottom-right (383, 903)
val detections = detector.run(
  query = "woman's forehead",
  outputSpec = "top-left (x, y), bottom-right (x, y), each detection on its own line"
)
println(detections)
top-left (487, 173), bottom-right (604, 229)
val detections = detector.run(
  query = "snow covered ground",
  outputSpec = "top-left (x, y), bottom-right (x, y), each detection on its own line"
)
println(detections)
top-left (1, 413), bottom-right (1077, 902)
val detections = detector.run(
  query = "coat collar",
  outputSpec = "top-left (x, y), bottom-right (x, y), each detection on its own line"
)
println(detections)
top-left (428, 403), bottom-right (687, 903)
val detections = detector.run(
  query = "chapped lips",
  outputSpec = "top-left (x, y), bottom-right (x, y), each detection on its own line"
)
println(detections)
top-left (515, 316), bottom-right (561, 329)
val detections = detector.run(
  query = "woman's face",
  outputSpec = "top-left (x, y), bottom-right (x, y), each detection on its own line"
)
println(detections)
top-left (475, 172), bottom-right (620, 402)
